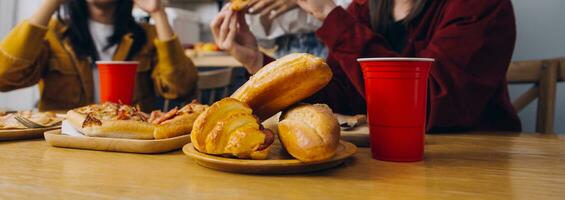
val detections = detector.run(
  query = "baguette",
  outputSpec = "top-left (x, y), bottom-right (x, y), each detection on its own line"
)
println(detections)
top-left (231, 53), bottom-right (332, 120)
top-left (278, 104), bottom-right (340, 162)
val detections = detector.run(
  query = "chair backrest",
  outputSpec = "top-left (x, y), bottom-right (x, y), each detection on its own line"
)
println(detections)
top-left (506, 58), bottom-right (564, 134)
top-left (197, 68), bottom-right (233, 104)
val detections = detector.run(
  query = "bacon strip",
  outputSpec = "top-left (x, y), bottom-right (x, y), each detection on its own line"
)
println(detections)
top-left (148, 111), bottom-right (161, 124)
top-left (82, 113), bottom-right (102, 128)
top-left (137, 111), bottom-right (149, 121)
top-left (152, 107), bottom-right (179, 125)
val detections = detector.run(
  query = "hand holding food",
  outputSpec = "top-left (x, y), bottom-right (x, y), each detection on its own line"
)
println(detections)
top-left (296, 0), bottom-right (337, 21)
top-left (231, 53), bottom-right (332, 120)
top-left (210, 6), bottom-right (263, 73)
top-left (231, 0), bottom-right (250, 11)
top-left (278, 104), bottom-right (340, 162)
top-left (190, 98), bottom-right (274, 159)
top-left (247, 0), bottom-right (298, 19)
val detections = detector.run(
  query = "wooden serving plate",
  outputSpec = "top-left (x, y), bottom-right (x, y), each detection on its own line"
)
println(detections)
top-left (44, 130), bottom-right (190, 154)
top-left (183, 140), bottom-right (357, 174)
top-left (0, 126), bottom-right (60, 141)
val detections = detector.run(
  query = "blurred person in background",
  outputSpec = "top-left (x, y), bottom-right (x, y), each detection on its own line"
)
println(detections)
top-left (211, 0), bottom-right (521, 132)
top-left (0, 0), bottom-right (197, 111)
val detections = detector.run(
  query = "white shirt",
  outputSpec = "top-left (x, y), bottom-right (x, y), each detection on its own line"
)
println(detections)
top-left (246, 0), bottom-right (352, 48)
top-left (88, 20), bottom-right (117, 103)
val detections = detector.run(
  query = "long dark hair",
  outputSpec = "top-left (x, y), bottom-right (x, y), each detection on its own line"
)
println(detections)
top-left (57, 0), bottom-right (147, 61)
top-left (369, 0), bottom-right (427, 34)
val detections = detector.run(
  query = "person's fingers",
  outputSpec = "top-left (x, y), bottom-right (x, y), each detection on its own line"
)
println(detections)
top-left (218, 10), bottom-right (234, 44)
top-left (221, 2), bottom-right (232, 11)
top-left (258, 2), bottom-right (280, 17)
top-left (269, 3), bottom-right (296, 19)
top-left (248, 0), bottom-right (271, 14)
top-left (223, 14), bottom-right (238, 49)
top-left (236, 11), bottom-right (251, 31)
top-left (210, 11), bottom-right (227, 41)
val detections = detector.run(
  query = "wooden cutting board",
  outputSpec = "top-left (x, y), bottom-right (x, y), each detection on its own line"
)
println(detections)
top-left (44, 130), bottom-right (190, 154)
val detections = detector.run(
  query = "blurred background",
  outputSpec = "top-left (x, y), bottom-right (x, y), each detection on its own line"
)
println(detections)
top-left (0, 0), bottom-right (563, 133)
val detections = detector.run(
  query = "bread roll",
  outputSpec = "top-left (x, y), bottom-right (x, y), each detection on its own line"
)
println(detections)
top-left (190, 98), bottom-right (274, 159)
top-left (278, 104), bottom-right (340, 162)
top-left (231, 53), bottom-right (332, 120)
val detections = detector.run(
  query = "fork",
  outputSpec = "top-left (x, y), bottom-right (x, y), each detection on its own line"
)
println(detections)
top-left (14, 115), bottom-right (51, 129)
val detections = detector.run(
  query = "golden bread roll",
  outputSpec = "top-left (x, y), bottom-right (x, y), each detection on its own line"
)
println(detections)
top-left (231, 0), bottom-right (249, 11)
top-left (190, 98), bottom-right (274, 159)
top-left (231, 53), bottom-right (332, 120)
top-left (278, 104), bottom-right (340, 162)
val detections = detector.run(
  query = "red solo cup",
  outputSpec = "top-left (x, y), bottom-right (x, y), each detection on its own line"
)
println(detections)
top-left (96, 61), bottom-right (139, 105)
top-left (357, 57), bottom-right (434, 162)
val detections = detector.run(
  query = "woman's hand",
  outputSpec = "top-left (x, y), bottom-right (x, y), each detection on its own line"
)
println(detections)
top-left (248, 0), bottom-right (298, 19)
top-left (29, 0), bottom-right (70, 26)
top-left (211, 6), bottom-right (263, 74)
top-left (133, 0), bottom-right (163, 14)
top-left (296, 0), bottom-right (337, 21)
top-left (134, 0), bottom-right (174, 40)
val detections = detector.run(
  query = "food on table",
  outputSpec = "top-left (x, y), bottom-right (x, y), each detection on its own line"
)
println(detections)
top-left (67, 101), bottom-right (207, 139)
top-left (231, 0), bottom-right (250, 11)
top-left (151, 102), bottom-right (209, 139)
top-left (190, 98), bottom-right (274, 159)
top-left (278, 104), bottom-right (340, 162)
top-left (194, 42), bottom-right (220, 52)
top-left (231, 53), bottom-right (333, 120)
top-left (0, 111), bottom-right (63, 129)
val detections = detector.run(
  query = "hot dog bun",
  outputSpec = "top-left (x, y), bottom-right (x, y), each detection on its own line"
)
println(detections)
top-left (278, 104), bottom-right (340, 162)
top-left (231, 53), bottom-right (332, 120)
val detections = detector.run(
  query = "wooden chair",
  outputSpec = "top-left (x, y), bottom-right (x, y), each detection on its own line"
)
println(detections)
top-left (197, 68), bottom-right (233, 104)
top-left (506, 58), bottom-right (564, 134)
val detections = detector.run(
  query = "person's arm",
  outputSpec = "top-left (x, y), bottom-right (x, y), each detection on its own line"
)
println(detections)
top-left (29, 0), bottom-right (63, 26)
top-left (305, 0), bottom-right (517, 128)
top-left (135, 0), bottom-right (198, 99)
top-left (0, 0), bottom-right (64, 91)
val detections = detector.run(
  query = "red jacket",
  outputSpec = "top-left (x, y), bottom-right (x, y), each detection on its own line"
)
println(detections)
top-left (265, 0), bottom-right (521, 132)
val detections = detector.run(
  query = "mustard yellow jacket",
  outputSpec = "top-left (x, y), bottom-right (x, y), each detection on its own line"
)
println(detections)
top-left (0, 20), bottom-right (197, 111)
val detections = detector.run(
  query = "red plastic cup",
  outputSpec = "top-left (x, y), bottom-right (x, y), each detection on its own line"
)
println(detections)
top-left (96, 61), bottom-right (139, 105)
top-left (357, 58), bottom-right (434, 162)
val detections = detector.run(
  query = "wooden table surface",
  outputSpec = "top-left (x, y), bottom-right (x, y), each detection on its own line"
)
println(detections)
top-left (191, 55), bottom-right (243, 68)
top-left (1, 132), bottom-right (564, 199)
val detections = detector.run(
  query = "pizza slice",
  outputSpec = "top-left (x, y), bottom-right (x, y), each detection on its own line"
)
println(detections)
top-left (66, 101), bottom-right (208, 140)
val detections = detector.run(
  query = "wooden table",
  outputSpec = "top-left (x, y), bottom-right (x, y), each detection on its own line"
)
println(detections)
top-left (191, 55), bottom-right (243, 68)
top-left (1, 132), bottom-right (564, 199)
